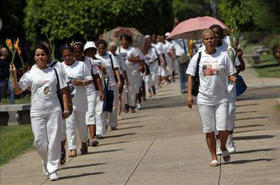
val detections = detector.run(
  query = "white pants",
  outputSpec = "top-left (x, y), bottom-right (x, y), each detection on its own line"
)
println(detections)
top-left (150, 63), bottom-right (159, 89)
top-left (31, 110), bottom-right (62, 174)
top-left (86, 92), bottom-right (103, 126)
top-left (104, 85), bottom-right (118, 128)
top-left (65, 111), bottom-right (88, 150)
top-left (125, 71), bottom-right (138, 107)
top-left (228, 97), bottom-right (236, 131)
top-left (197, 102), bottom-right (229, 133)
top-left (158, 65), bottom-right (167, 77)
top-left (144, 75), bottom-right (152, 90)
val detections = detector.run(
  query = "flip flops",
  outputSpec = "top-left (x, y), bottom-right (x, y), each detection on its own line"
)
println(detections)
top-left (210, 159), bottom-right (219, 167)
top-left (222, 151), bottom-right (231, 163)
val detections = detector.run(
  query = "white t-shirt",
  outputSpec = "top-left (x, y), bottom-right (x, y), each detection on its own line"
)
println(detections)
top-left (117, 46), bottom-right (140, 74)
top-left (18, 65), bottom-right (67, 114)
top-left (186, 50), bottom-right (236, 105)
top-left (49, 60), bottom-right (69, 83)
top-left (144, 47), bottom-right (158, 66)
top-left (109, 51), bottom-right (126, 76)
top-left (62, 61), bottom-right (92, 112)
top-left (173, 39), bottom-right (188, 57)
top-left (95, 52), bottom-right (119, 86)
top-left (83, 56), bottom-right (99, 95)
top-left (163, 41), bottom-right (175, 63)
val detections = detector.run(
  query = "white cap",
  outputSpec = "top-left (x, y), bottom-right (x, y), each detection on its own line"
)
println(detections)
top-left (145, 35), bottom-right (151, 39)
top-left (84, 41), bottom-right (96, 51)
top-left (165, 32), bottom-right (170, 37)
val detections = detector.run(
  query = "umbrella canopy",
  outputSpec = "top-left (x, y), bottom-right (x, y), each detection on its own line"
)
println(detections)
top-left (99, 27), bottom-right (145, 49)
top-left (167, 16), bottom-right (230, 40)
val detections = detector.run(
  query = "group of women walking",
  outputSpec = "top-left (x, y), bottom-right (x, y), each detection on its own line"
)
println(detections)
top-left (9, 24), bottom-right (245, 181)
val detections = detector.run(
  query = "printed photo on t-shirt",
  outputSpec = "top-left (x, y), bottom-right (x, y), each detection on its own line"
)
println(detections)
top-left (202, 61), bottom-right (220, 76)
top-left (67, 77), bottom-right (76, 97)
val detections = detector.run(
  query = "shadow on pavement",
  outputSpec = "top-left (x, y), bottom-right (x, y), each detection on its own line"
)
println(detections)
top-left (235, 124), bottom-right (264, 129)
top-left (226, 158), bottom-right (273, 165)
top-left (87, 149), bottom-right (123, 155)
top-left (236, 103), bottom-right (258, 107)
top-left (235, 116), bottom-right (268, 121)
top-left (60, 163), bottom-right (106, 170)
top-left (104, 132), bottom-right (135, 139)
top-left (236, 110), bottom-right (257, 114)
top-left (234, 148), bottom-right (274, 154)
top-left (119, 121), bottom-right (140, 125)
top-left (234, 129), bottom-right (263, 134)
top-left (99, 141), bottom-right (130, 146)
top-left (233, 135), bottom-right (274, 140)
top-left (59, 172), bottom-right (104, 180)
top-left (118, 125), bottom-right (144, 130)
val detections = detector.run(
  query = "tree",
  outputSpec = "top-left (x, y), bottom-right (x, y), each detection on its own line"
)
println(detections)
top-left (24, 0), bottom-right (174, 47)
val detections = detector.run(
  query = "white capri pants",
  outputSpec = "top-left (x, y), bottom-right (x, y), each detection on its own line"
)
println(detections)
top-left (65, 110), bottom-right (88, 150)
top-left (125, 71), bottom-right (138, 107)
top-left (197, 102), bottom-right (229, 133)
top-left (104, 85), bottom-right (118, 128)
top-left (228, 97), bottom-right (236, 131)
top-left (86, 92), bottom-right (103, 127)
top-left (31, 109), bottom-right (62, 174)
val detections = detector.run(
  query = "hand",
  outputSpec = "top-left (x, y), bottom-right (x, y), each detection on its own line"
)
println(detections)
top-left (187, 96), bottom-right (193, 109)
top-left (62, 110), bottom-right (71, 119)
top-left (99, 92), bottom-right (104, 101)
top-left (229, 75), bottom-right (237, 83)
top-left (126, 80), bottom-right (130, 86)
top-left (71, 79), bottom-right (82, 86)
top-left (9, 64), bottom-right (17, 76)
top-left (117, 81), bottom-right (122, 88)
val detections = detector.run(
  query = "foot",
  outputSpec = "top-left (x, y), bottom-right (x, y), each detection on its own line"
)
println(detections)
top-left (117, 116), bottom-right (122, 121)
top-left (80, 143), bottom-right (88, 155)
top-left (96, 134), bottom-right (104, 139)
top-left (69, 149), bottom-right (77, 157)
top-left (111, 127), bottom-right (118, 131)
top-left (49, 172), bottom-right (59, 181)
top-left (181, 89), bottom-right (187, 94)
top-left (226, 135), bottom-right (236, 153)
top-left (210, 159), bottom-right (219, 167)
top-left (90, 139), bottom-right (99, 147)
top-left (222, 150), bottom-right (231, 163)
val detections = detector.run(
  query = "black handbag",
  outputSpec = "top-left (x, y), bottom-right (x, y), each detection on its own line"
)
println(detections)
top-left (236, 74), bottom-right (247, 96)
top-left (191, 52), bottom-right (202, 96)
top-left (102, 79), bottom-right (114, 112)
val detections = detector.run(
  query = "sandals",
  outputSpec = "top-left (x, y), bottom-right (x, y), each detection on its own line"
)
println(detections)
top-left (222, 150), bottom-right (231, 163)
top-left (210, 160), bottom-right (219, 167)
top-left (80, 143), bottom-right (88, 155)
top-left (69, 149), bottom-right (77, 157)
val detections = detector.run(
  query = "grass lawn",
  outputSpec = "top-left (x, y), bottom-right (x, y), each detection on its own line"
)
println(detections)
top-left (0, 94), bottom-right (31, 105)
top-left (275, 104), bottom-right (280, 112)
top-left (0, 125), bottom-right (34, 166)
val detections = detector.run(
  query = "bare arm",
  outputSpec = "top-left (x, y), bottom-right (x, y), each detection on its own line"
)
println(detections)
top-left (187, 75), bottom-right (194, 108)
top-left (60, 87), bottom-right (72, 119)
top-left (114, 68), bottom-right (122, 88)
top-left (95, 74), bottom-right (104, 101)
top-left (70, 79), bottom-right (93, 86)
top-left (9, 64), bottom-right (23, 95)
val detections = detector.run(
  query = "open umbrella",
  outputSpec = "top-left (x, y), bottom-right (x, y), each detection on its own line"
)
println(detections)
top-left (99, 27), bottom-right (145, 49)
top-left (167, 16), bottom-right (230, 40)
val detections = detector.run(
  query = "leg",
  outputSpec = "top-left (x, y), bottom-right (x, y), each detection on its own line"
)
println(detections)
top-left (206, 132), bottom-right (218, 161)
top-left (7, 80), bottom-right (15, 104)
top-left (65, 111), bottom-right (78, 153)
top-left (0, 79), bottom-right (7, 103)
top-left (178, 63), bottom-right (187, 93)
top-left (227, 97), bottom-right (236, 153)
top-left (76, 111), bottom-right (88, 154)
top-left (95, 93), bottom-right (106, 137)
top-left (46, 110), bottom-right (62, 173)
top-left (109, 85), bottom-right (118, 129)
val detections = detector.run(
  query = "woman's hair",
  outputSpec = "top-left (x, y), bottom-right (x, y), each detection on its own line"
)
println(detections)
top-left (209, 24), bottom-right (223, 35)
top-left (201, 29), bottom-right (214, 39)
top-left (35, 42), bottom-right (51, 56)
top-left (73, 42), bottom-right (84, 49)
top-left (120, 33), bottom-right (133, 43)
top-left (60, 43), bottom-right (74, 54)
top-left (95, 39), bottom-right (107, 48)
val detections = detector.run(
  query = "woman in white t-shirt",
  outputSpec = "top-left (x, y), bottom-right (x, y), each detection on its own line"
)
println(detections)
top-left (95, 39), bottom-right (122, 130)
top-left (73, 42), bottom-right (104, 145)
top-left (10, 43), bottom-right (70, 181)
top-left (186, 30), bottom-right (237, 167)
top-left (61, 44), bottom-right (93, 157)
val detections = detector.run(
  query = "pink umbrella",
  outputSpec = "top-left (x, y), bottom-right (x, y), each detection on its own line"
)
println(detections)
top-left (167, 16), bottom-right (230, 40)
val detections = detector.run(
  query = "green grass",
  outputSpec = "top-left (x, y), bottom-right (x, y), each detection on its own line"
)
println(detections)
top-left (0, 125), bottom-right (34, 166)
top-left (0, 94), bottom-right (31, 105)
top-left (275, 104), bottom-right (280, 112)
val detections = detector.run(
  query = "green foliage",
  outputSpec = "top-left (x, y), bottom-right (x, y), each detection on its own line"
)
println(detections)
top-left (218, 0), bottom-right (280, 34)
top-left (24, 0), bottom-right (173, 46)
top-left (0, 125), bottom-right (33, 166)
top-left (172, 0), bottom-right (212, 22)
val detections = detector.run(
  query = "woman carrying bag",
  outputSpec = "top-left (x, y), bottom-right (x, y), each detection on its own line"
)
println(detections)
top-left (10, 43), bottom-right (71, 181)
top-left (186, 30), bottom-right (237, 167)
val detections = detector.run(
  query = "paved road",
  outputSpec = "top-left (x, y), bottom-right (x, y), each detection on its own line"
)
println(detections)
top-left (1, 81), bottom-right (279, 185)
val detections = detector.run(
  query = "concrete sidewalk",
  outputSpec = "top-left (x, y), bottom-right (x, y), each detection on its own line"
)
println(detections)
top-left (1, 69), bottom-right (280, 185)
